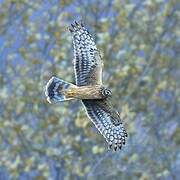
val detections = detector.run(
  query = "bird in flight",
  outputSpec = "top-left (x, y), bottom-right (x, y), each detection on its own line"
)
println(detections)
top-left (45, 21), bottom-right (128, 151)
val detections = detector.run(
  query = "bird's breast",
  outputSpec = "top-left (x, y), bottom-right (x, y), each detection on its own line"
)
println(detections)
top-left (65, 85), bottom-right (105, 100)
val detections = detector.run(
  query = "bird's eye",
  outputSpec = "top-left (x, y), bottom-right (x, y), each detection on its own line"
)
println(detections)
top-left (102, 88), bottom-right (112, 97)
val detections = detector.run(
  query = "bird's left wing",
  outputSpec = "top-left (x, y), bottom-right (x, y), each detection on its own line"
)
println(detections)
top-left (69, 21), bottom-right (103, 86)
top-left (82, 99), bottom-right (128, 151)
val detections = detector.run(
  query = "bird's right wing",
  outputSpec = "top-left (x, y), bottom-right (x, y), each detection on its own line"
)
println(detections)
top-left (82, 99), bottom-right (128, 151)
top-left (69, 21), bottom-right (103, 86)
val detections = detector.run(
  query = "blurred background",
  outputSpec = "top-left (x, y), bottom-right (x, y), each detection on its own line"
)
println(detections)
top-left (0, 0), bottom-right (179, 179)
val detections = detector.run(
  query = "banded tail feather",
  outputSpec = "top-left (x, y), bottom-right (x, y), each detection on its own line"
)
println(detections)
top-left (45, 77), bottom-right (75, 103)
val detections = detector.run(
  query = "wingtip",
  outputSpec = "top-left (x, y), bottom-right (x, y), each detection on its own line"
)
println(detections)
top-left (75, 21), bottom-right (79, 26)
top-left (69, 22), bottom-right (77, 32)
top-left (80, 20), bottom-right (85, 27)
top-left (71, 23), bottom-right (75, 28)
top-left (68, 20), bottom-right (85, 33)
top-left (69, 28), bottom-right (74, 33)
top-left (107, 134), bottom-right (127, 151)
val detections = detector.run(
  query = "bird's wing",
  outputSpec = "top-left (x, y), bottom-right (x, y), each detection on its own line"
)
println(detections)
top-left (69, 21), bottom-right (103, 86)
top-left (82, 99), bottom-right (128, 151)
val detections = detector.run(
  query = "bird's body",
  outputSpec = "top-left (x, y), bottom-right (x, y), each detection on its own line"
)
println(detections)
top-left (46, 77), bottom-right (110, 102)
top-left (45, 21), bottom-right (128, 151)
top-left (65, 85), bottom-right (106, 100)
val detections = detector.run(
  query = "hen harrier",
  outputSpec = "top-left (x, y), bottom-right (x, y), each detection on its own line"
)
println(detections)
top-left (45, 21), bottom-right (128, 151)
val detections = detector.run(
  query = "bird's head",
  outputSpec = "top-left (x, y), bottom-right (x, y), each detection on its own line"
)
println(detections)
top-left (101, 87), bottom-right (112, 98)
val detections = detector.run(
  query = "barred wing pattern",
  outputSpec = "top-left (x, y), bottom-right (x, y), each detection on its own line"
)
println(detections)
top-left (82, 99), bottom-right (128, 150)
top-left (69, 22), bottom-right (103, 86)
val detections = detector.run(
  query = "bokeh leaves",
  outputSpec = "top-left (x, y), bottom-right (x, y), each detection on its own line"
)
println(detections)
top-left (0, 0), bottom-right (179, 179)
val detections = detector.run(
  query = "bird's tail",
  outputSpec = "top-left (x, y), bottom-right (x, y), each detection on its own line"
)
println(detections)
top-left (45, 76), bottom-right (75, 104)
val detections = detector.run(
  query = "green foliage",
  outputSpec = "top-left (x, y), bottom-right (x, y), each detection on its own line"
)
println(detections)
top-left (0, 0), bottom-right (179, 179)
